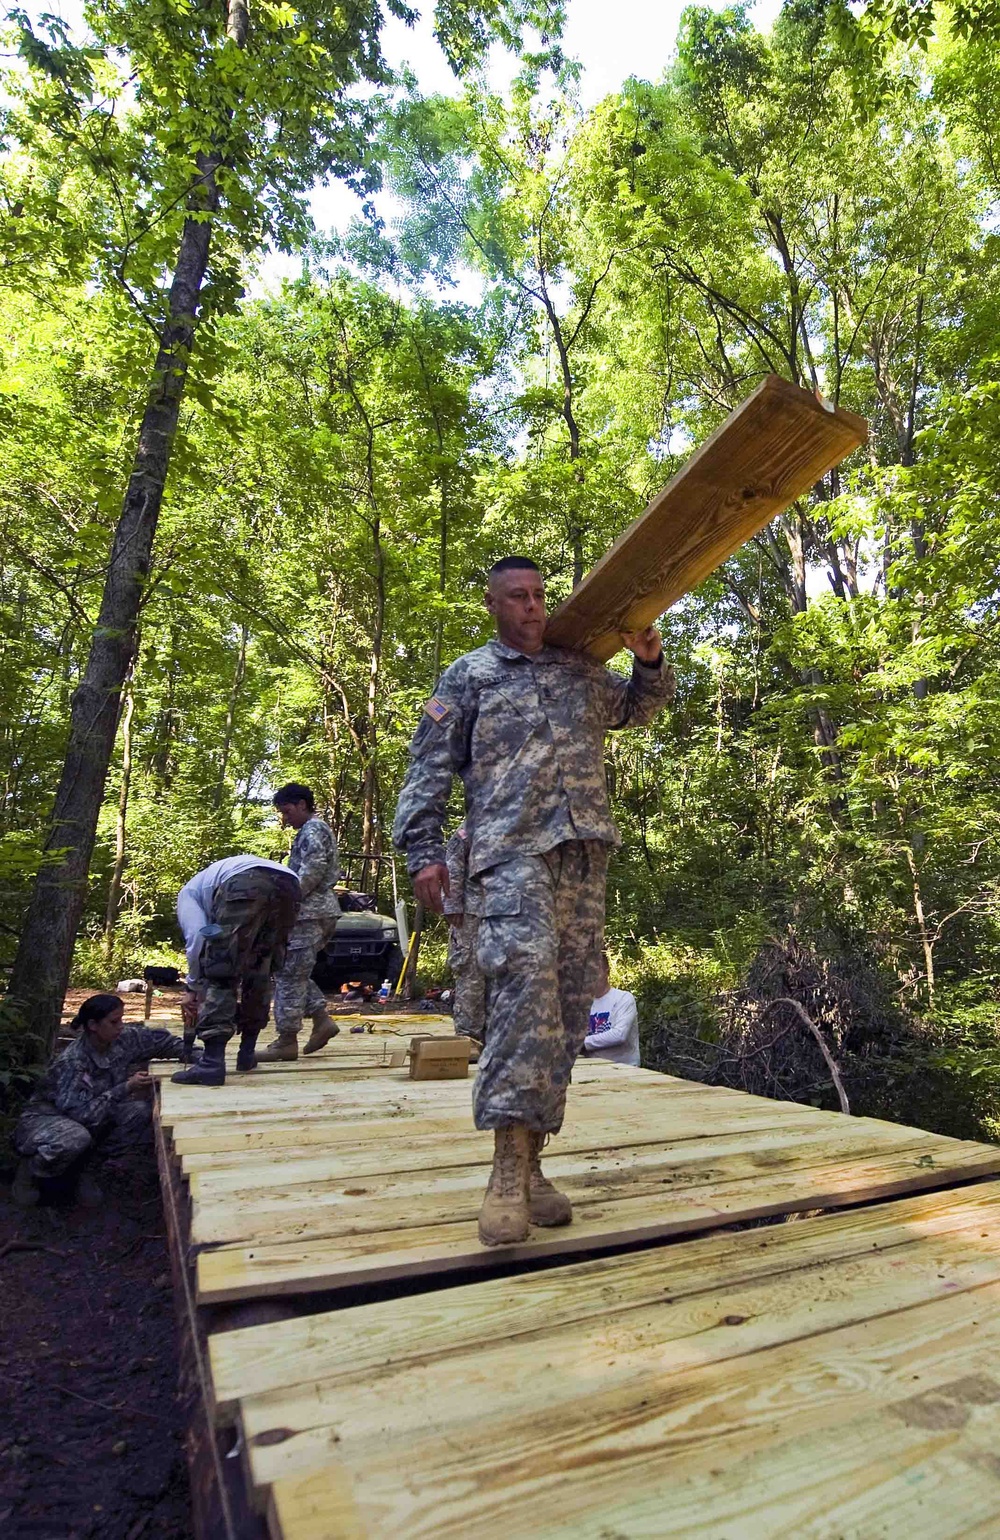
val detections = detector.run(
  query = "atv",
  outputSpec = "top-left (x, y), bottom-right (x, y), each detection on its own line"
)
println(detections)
top-left (311, 852), bottom-right (406, 995)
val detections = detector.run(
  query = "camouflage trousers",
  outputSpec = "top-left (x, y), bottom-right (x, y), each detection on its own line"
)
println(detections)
top-left (472, 839), bottom-right (608, 1134)
top-left (197, 868), bottom-right (300, 1044)
top-left (14, 1100), bottom-right (152, 1180)
top-left (448, 918), bottom-right (486, 1044)
top-left (273, 917), bottom-right (334, 1036)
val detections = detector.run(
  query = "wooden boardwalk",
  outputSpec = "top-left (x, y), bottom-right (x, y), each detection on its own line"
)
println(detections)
top-left (153, 1014), bottom-right (1000, 1538)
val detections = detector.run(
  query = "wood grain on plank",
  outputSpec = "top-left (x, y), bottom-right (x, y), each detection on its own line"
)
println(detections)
top-left (544, 375), bottom-right (867, 660)
top-left (189, 1127), bottom-right (959, 1247)
top-left (241, 1212), bottom-right (1000, 1493)
top-left (263, 1277), bottom-right (1000, 1538)
top-left (195, 1140), bottom-right (1000, 1302)
top-left (188, 1113), bottom-right (902, 1198)
top-left (209, 1181), bottom-right (1000, 1421)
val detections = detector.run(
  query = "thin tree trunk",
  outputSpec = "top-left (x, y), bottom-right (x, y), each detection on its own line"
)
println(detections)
top-left (362, 519), bottom-right (384, 859)
top-left (6, 153), bottom-right (223, 1053)
top-left (905, 845), bottom-right (936, 1008)
top-left (214, 623), bottom-right (249, 807)
top-left (103, 676), bottom-right (136, 962)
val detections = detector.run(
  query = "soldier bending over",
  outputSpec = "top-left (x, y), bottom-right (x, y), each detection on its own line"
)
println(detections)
top-left (173, 856), bottom-right (301, 1086)
top-left (13, 994), bottom-right (184, 1207)
top-left (393, 556), bottom-right (673, 1246)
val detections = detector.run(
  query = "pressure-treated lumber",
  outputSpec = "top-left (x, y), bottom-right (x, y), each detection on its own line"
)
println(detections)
top-left (209, 1180), bottom-right (1000, 1420)
top-left (266, 1274), bottom-right (1000, 1539)
top-left (544, 374), bottom-right (867, 660)
top-left (215, 1185), bottom-right (1000, 1538)
top-left (195, 1137), bottom-right (1000, 1302)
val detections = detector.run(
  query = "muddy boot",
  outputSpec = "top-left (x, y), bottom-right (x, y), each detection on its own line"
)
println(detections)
top-left (527, 1130), bottom-right (573, 1227)
top-left (172, 1035), bottom-right (226, 1086)
top-left (236, 1030), bottom-right (260, 1073)
top-left (303, 1009), bottom-right (340, 1055)
top-left (478, 1125), bottom-right (531, 1248)
top-left (75, 1169), bottom-right (103, 1209)
top-left (256, 1033), bottom-right (299, 1062)
top-left (12, 1159), bottom-right (40, 1208)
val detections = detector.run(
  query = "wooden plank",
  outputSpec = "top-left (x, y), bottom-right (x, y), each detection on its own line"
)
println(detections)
top-left (182, 1100), bottom-right (824, 1179)
top-left (187, 1110), bottom-right (901, 1196)
top-left (188, 1125), bottom-right (956, 1246)
top-left (263, 1275), bottom-right (1000, 1537)
top-left (195, 1139), bottom-right (1000, 1302)
top-left (240, 1196), bottom-right (1000, 1494)
top-left (544, 374), bottom-right (866, 660)
top-left (208, 1181), bottom-right (1000, 1420)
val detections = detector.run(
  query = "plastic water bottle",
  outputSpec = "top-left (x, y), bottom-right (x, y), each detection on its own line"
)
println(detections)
top-left (378, 978), bottom-right (391, 1003)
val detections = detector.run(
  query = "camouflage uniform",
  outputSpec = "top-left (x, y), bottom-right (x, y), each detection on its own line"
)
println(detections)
top-left (393, 638), bottom-right (673, 1132)
top-left (273, 816), bottom-right (342, 1036)
top-left (14, 1025), bottom-right (184, 1180)
top-left (186, 865), bottom-right (301, 1043)
top-left (445, 826), bottom-right (485, 1043)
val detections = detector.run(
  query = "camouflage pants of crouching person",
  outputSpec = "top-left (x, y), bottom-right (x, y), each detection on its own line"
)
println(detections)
top-left (198, 868), bottom-right (301, 1043)
top-left (448, 918), bottom-right (486, 1044)
top-left (14, 1100), bottom-right (152, 1181)
top-left (272, 914), bottom-right (337, 1036)
top-left (472, 839), bottom-right (608, 1134)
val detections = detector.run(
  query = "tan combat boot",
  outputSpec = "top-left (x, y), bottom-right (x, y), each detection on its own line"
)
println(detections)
top-left (256, 1033), bottom-right (299, 1062)
top-left (478, 1125), bottom-right (531, 1247)
top-left (303, 1009), bottom-right (340, 1055)
top-left (527, 1130), bottom-right (573, 1227)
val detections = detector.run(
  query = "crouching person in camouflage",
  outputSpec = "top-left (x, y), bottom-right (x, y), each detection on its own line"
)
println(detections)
top-left (172, 856), bottom-right (301, 1086)
top-left (13, 994), bottom-right (185, 1207)
top-left (444, 825), bottom-right (485, 1045)
top-left (258, 783), bottom-right (342, 1062)
top-left (393, 556), bottom-right (674, 1247)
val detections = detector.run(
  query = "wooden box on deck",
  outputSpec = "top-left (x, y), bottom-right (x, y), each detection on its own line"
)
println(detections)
top-left (408, 1035), bottom-right (472, 1080)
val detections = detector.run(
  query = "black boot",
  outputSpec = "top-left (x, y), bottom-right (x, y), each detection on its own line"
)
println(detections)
top-left (172, 1035), bottom-right (226, 1086)
top-left (236, 1030), bottom-right (260, 1073)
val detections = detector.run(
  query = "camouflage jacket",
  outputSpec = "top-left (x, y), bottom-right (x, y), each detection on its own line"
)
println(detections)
top-left (393, 639), bottom-right (674, 878)
top-left (289, 815), bottom-right (342, 922)
top-left (24, 1026), bottom-right (185, 1132)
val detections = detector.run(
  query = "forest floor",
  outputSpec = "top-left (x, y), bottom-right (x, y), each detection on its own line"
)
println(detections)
top-left (1, 986), bottom-right (443, 1540)
top-left (0, 1142), bottom-right (191, 1540)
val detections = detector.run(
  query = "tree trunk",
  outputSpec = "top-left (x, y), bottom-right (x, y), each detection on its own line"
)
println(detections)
top-left (905, 844), bottom-right (936, 1008)
top-left (214, 623), bottom-right (249, 807)
top-left (103, 675), bottom-right (136, 962)
top-left (361, 518), bottom-right (385, 859)
top-left (6, 153), bottom-right (221, 1053)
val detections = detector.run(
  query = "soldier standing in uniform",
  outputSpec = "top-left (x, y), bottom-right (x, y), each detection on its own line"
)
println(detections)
top-left (444, 824), bottom-right (485, 1045)
top-left (257, 783), bottom-right (342, 1062)
top-left (12, 993), bottom-right (185, 1206)
top-left (172, 854), bottom-right (302, 1086)
top-left (393, 556), bottom-right (674, 1246)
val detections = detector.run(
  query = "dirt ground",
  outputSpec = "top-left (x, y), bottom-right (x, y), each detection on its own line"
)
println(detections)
top-left (1, 1129), bottom-right (191, 1539)
top-left (2, 987), bottom-right (444, 1540)
top-left (1, 997), bottom-right (191, 1540)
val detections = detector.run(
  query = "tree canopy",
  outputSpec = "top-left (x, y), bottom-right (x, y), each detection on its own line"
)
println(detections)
top-left (3, 0), bottom-right (1000, 1135)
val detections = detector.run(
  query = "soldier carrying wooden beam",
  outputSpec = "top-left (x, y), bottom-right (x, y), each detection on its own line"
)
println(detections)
top-left (393, 556), bottom-right (675, 1247)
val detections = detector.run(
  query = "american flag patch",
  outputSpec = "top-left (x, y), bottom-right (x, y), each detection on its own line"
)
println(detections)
top-left (424, 696), bottom-right (450, 722)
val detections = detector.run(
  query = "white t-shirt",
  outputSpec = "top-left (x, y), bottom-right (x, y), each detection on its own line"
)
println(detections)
top-left (177, 856), bottom-right (298, 985)
top-left (584, 987), bottom-right (640, 1065)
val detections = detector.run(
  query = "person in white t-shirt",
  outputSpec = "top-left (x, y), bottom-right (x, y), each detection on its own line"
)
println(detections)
top-left (581, 953), bottom-right (640, 1066)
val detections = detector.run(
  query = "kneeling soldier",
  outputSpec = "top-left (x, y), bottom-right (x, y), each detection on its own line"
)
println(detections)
top-left (13, 993), bottom-right (184, 1207)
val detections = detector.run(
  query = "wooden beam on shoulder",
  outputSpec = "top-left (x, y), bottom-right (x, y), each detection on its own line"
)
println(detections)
top-left (544, 375), bottom-right (867, 661)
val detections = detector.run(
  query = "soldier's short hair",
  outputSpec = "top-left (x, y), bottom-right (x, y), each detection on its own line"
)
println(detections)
top-left (273, 782), bottom-right (314, 811)
top-left (488, 556), bottom-right (541, 580)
